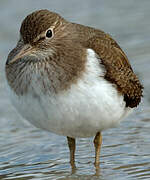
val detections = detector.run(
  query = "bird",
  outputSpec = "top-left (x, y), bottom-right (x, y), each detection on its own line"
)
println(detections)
top-left (5, 9), bottom-right (143, 168)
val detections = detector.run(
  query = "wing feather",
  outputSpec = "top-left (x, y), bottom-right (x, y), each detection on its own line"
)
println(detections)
top-left (75, 25), bottom-right (143, 108)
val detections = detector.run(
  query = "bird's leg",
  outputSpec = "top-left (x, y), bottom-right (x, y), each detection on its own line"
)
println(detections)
top-left (93, 132), bottom-right (102, 166)
top-left (67, 136), bottom-right (76, 168)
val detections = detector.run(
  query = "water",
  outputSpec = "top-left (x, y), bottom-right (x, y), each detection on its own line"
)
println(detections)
top-left (0, 0), bottom-right (150, 179)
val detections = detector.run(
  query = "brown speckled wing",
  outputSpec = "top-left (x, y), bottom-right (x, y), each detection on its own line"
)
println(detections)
top-left (82, 30), bottom-right (143, 108)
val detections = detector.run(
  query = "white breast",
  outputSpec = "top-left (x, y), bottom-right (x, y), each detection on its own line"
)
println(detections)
top-left (7, 49), bottom-right (131, 138)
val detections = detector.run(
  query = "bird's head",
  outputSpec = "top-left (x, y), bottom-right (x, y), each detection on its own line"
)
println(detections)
top-left (6, 9), bottom-right (71, 65)
top-left (5, 10), bottom-right (86, 95)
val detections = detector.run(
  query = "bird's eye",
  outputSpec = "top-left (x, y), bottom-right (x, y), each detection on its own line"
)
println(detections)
top-left (46, 29), bottom-right (53, 38)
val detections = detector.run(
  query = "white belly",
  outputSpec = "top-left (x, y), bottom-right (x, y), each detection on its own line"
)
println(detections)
top-left (7, 49), bottom-right (131, 138)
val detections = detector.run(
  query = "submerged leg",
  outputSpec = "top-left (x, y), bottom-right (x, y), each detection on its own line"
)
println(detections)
top-left (93, 132), bottom-right (102, 166)
top-left (67, 136), bottom-right (76, 168)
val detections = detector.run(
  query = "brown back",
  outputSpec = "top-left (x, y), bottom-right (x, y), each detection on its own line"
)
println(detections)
top-left (72, 23), bottom-right (143, 108)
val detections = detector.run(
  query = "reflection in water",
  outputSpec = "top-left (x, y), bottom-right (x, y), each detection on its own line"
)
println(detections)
top-left (0, 0), bottom-right (150, 179)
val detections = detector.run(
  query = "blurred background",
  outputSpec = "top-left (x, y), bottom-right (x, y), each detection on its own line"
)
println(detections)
top-left (0, 0), bottom-right (150, 179)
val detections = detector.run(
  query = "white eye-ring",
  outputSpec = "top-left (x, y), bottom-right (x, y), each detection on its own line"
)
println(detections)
top-left (45, 28), bottom-right (53, 38)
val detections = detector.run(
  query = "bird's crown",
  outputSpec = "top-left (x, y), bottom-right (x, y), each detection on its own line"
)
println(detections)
top-left (20, 9), bottom-right (64, 44)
